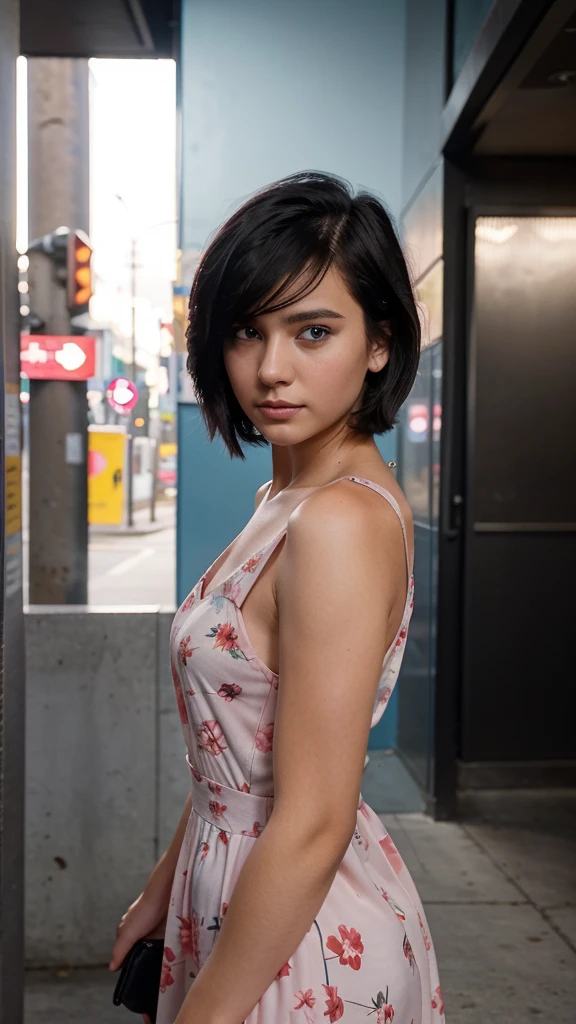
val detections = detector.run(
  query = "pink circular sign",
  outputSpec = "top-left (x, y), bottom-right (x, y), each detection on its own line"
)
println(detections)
top-left (106, 377), bottom-right (138, 414)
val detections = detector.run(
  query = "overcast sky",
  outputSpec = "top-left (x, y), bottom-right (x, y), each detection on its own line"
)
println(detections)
top-left (89, 58), bottom-right (177, 331)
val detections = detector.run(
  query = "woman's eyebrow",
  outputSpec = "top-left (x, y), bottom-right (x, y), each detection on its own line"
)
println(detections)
top-left (279, 307), bottom-right (346, 325)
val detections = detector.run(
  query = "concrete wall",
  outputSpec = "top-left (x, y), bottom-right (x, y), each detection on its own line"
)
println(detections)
top-left (1, 1), bottom-right (26, 1016)
top-left (24, 607), bottom-right (188, 966)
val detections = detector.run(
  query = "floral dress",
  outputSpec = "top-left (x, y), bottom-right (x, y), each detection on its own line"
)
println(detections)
top-left (156, 476), bottom-right (445, 1024)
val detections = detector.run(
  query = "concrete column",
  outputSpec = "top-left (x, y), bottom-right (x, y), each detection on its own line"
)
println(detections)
top-left (0, 2), bottom-right (26, 1020)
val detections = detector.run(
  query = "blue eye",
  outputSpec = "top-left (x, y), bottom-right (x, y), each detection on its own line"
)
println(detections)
top-left (300, 326), bottom-right (330, 342)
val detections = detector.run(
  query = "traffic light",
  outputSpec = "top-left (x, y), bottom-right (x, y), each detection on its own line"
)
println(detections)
top-left (131, 386), bottom-right (150, 436)
top-left (67, 229), bottom-right (93, 312)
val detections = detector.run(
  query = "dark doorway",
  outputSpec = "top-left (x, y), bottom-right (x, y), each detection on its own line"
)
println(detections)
top-left (460, 210), bottom-right (576, 785)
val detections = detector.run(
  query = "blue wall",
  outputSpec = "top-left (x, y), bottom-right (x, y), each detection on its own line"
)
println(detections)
top-left (180, 0), bottom-right (406, 250)
top-left (177, 0), bottom-right (407, 748)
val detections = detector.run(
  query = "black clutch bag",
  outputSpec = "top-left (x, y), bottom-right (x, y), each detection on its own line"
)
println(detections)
top-left (112, 938), bottom-right (164, 1022)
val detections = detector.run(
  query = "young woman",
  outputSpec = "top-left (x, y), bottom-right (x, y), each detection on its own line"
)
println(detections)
top-left (110, 172), bottom-right (445, 1024)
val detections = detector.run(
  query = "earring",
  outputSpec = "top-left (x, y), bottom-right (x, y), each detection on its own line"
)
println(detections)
top-left (387, 461), bottom-right (397, 469)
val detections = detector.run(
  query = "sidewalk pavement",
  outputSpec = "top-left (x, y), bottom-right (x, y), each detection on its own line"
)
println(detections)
top-left (89, 500), bottom-right (175, 537)
top-left (24, 789), bottom-right (576, 1023)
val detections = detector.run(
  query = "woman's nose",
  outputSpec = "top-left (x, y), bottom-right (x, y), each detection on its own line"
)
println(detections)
top-left (257, 339), bottom-right (294, 387)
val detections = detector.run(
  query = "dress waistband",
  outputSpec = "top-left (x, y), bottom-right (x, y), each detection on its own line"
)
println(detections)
top-left (186, 755), bottom-right (365, 833)
top-left (186, 753), bottom-right (274, 835)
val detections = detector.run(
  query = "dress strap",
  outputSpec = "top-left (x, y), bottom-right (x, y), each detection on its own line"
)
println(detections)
top-left (342, 476), bottom-right (413, 582)
top-left (234, 474), bottom-right (412, 607)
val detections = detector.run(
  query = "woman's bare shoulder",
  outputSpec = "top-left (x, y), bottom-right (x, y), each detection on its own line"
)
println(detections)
top-left (282, 477), bottom-right (406, 581)
top-left (254, 479), bottom-right (272, 512)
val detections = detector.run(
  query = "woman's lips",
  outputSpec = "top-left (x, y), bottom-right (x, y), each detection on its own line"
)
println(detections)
top-left (256, 404), bottom-right (304, 420)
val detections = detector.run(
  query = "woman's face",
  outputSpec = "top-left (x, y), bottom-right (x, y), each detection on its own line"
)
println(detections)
top-left (222, 265), bottom-right (389, 447)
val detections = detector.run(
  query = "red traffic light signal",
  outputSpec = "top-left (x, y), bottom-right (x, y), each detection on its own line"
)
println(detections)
top-left (67, 229), bottom-right (93, 310)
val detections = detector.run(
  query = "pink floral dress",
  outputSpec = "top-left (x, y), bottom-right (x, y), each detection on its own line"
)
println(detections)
top-left (156, 476), bottom-right (445, 1024)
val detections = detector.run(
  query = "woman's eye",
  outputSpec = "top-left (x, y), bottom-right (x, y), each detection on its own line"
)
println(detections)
top-left (299, 326), bottom-right (329, 342)
top-left (232, 326), bottom-right (260, 340)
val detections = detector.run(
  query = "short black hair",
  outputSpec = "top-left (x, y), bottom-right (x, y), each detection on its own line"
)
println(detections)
top-left (186, 170), bottom-right (420, 459)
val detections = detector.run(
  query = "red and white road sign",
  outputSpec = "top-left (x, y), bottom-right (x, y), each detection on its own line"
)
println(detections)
top-left (106, 377), bottom-right (139, 414)
top-left (20, 335), bottom-right (96, 381)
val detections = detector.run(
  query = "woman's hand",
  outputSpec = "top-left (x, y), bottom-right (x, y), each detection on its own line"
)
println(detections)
top-left (109, 890), bottom-right (168, 973)
top-left (110, 892), bottom-right (168, 1024)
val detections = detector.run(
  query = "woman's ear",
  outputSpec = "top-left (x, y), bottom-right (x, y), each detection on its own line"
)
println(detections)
top-left (367, 323), bottom-right (391, 374)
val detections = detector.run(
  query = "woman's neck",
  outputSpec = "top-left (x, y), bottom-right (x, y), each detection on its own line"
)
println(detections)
top-left (269, 433), bottom-right (380, 495)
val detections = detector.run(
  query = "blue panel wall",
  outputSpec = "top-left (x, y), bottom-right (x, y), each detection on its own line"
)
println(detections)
top-left (178, 0), bottom-right (407, 750)
top-left (180, 0), bottom-right (407, 251)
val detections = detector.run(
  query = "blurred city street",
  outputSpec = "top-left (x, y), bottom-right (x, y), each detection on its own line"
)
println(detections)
top-left (88, 501), bottom-right (176, 606)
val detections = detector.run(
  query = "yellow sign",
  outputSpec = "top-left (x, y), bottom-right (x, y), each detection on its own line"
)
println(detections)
top-left (5, 456), bottom-right (22, 537)
top-left (159, 443), bottom-right (177, 457)
top-left (88, 427), bottom-right (125, 525)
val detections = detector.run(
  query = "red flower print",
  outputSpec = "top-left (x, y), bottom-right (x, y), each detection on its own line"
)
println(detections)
top-left (218, 682), bottom-right (242, 701)
top-left (197, 719), bottom-right (228, 756)
top-left (395, 627), bottom-right (407, 649)
top-left (376, 1006), bottom-right (394, 1023)
top-left (276, 960), bottom-right (292, 979)
top-left (221, 901), bottom-right (228, 917)
top-left (200, 842), bottom-right (210, 860)
top-left (180, 590), bottom-right (196, 613)
top-left (326, 924), bottom-right (364, 970)
top-left (178, 634), bottom-right (197, 665)
top-left (215, 622), bottom-right (237, 651)
top-left (379, 833), bottom-right (404, 874)
top-left (177, 911), bottom-right (200, 964)
top-left (239, 781), bottom-right (250, 792)
top-left (189, 761), bottom-right (203, 782)
top-left (378, 686), bottom-right (392, 708)
top-left (403, 933), bottom-right (416, 970)
top-left (431, 986), bottom-right (444, 1014)
top-left (242, 553), bottom-right (263, 573)
top-left (206, 622), bottom-right (247, 660)
top-left (255, 721), bottom-right (274, 753)
top-left (177, 915), bottom-right (193, 956)
top-left (294, 989), bottom-right (316, 1009)
top-left (417, 910), bottom-right (431, 950)
top-left (241, 820), bottom-right (263, 837)
top-left (223, 578), bottom-right (242, 603)
top-left (208, 799), bottom-right (227, 821)
top-left (173, 678), bottom-right (189, 725)
top-left (160, 946), bottom-right (176, 992)
top-left (323, 984), bottom-right (344, 1021)
top-left (207, 780), bottom-right (222, 794)
top-left (218, 830), bottom-right (229, 845)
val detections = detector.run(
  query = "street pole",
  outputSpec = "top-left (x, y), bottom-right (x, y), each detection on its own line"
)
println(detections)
top-left (27, 58), bottom-right (89, 604)
top-left (126, 234), bottom-right (137, 527)
top-left (116, 196), bottom-right (138, 528)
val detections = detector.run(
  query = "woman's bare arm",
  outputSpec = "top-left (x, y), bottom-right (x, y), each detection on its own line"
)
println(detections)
top-left (173, 481), bottom-right (405, 1024)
